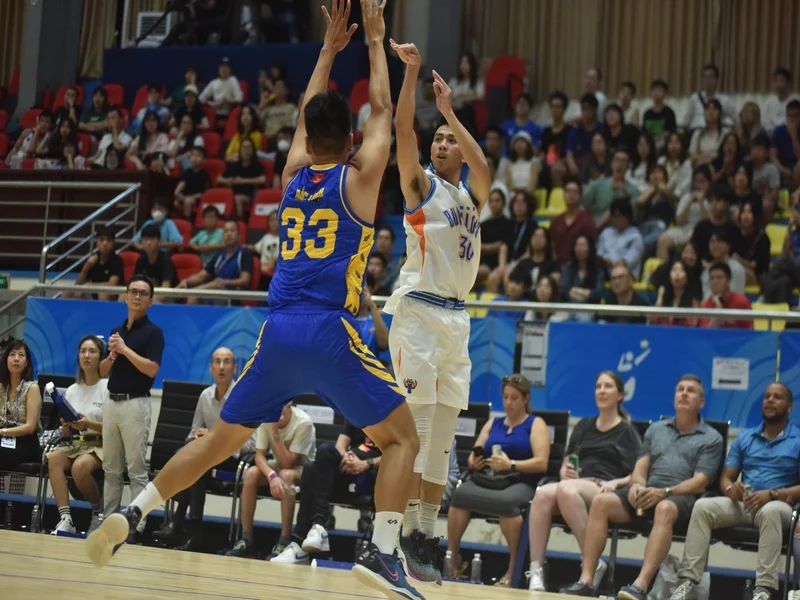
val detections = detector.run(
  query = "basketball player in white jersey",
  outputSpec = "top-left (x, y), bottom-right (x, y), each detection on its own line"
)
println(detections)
top-left (385, 40), bottom-right (491, 585)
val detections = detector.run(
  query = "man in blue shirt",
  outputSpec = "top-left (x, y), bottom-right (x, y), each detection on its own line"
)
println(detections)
top-left (669, 383), bottom-right (800, 600)
top-left (770, 99), bottom-right (800, 188)
top-left (133, 198), bottom-right (184, 251)
top-left (500, 93), bottom-right (543, 150)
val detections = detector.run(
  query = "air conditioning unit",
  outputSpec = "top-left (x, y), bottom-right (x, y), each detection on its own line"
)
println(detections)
top-left (136, 11), bottom-right (173, 48)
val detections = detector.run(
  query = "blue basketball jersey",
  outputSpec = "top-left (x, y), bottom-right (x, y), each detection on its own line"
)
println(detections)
top-left (268, 163), bottom-right (373, 315)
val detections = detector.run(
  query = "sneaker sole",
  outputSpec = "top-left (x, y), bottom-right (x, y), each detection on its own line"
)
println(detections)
top-left (617, 592), bottom-right (643, 600)
top-left (85, 514), bottom-right (130, 568)
top-left (301, 540), bottom-right (330, 553)
top-left (395, 544), bottom-right (441, 587)
top-left (352, 565), bottom-right (422, 600)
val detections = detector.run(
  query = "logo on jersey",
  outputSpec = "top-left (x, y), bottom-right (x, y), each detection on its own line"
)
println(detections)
top-left (403, 378), bottom-right (417, 394)
top-left (311, 172), bottom-right (325, 184)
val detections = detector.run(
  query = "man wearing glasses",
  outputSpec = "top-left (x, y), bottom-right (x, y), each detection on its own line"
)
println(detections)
top-left (100, 275), bottom-right (164, 543)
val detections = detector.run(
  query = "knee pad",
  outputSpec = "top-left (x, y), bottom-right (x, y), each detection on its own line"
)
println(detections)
top-left (409, 402), bottom-right (435, 474)
top-left (421, 404), bottom-right (461, 486)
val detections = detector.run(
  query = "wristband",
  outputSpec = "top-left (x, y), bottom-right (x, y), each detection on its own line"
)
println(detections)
top-left (268, 472), bottom-right (279, 482)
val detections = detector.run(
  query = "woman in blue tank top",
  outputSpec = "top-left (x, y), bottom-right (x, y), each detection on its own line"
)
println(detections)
top-left (445, 373), bottom-right (551, 587)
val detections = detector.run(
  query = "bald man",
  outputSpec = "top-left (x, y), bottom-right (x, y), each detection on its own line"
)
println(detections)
top-left (154, 347), bottom-right (256, 550)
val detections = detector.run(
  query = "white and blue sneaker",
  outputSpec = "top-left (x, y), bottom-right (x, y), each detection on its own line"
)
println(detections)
top-left (352, 542), bottom-right (426, 600)
top-left (85, 505), bottom-right (141, 568)
top-left (301, 523), bottom-right (330, 553)
top-left (271, 541), bottom-right (310, 564)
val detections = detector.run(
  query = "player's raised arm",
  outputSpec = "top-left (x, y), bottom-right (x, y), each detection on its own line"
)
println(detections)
top-left (431, 70), bottom-right (492, 209)
top-left (347, 0), bottom-right (393, 217)
top-left (282, 0), bottom-right (358, 188)
top-left (389, 40), bottom-right (431, 211)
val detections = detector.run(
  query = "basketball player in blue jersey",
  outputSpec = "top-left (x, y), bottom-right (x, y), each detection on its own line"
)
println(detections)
top-left (86, 3), bottom-right (425, 599)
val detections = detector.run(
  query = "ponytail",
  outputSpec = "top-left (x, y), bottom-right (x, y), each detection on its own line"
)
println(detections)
top-left (617, 402), bottom-right (631, 422)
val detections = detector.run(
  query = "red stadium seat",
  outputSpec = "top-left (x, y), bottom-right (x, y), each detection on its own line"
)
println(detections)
top-left (118, 251), bottom-right (140, 284)
top-left (328, 79), bottom-right (338, 92)
top-left (102, 83), bottom-right (125, 107)
top-left (171, 252), bottom-right (203, 281)
top-left (238, 80), bottom-right (250, 104)
top-left (485, 55), bottom-right (526, 109)
top-left (241, 254), bottom-right (262, 307)
top-left (20, 109), bottom-right (41, 130)
top-left (53, 84), bottom-right (84, 110)
top-left (202, 105), bottom-right (217, 130)
top-left (259, 159), bottom-right (274, 183)
top-left (76, 132), bottom-right (92, 157)
top-left (0, 133), bottom-right (9, 157)
top-left (249, 188), bottom-right (282, 231)
top-left (123, 157), bottom-right (139, 171)
top-left (473, 100), bottom-right (488, 137)
top-left (202, 158), bottom-right (226, 186)
top-left (20, 158), bottom-right (35, 169)
top-left (173, 218), bottom-right (194, 245)
top-left (199, 131), bottom-right (222, 158)
top-left (222, 106), bottom-right (241, 141)
top-left (349, 78), bottom-right (369, 114)
top-left (0, 109), bottom-right (7, 132)
top-left (237, 221), bottom-right (248, 245)
top-left (8, 65), bottom-right (20, 95)
top-left (196, 188), bottom-right (234, 226)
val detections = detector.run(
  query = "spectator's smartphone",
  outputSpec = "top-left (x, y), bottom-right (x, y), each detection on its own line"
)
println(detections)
top-left (472, 445), bottom-right (485, 458)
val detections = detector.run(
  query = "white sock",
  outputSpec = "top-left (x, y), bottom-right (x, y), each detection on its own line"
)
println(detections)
top-left (372, 511), bottom-right (404, 555)
top-left (403, 499), bottom-right (420, 534)
top-left (130, 482), bottom-right (164, 521)
top-left (419, 500), bottom-right (439, 537)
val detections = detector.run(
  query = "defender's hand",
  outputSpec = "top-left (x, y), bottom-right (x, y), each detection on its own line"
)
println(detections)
top-left (321, 0), bottom-right (358, 53)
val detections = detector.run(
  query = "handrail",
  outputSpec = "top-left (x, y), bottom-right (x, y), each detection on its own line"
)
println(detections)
top-left (0, 181), bottom-right (139, 190)
top-left (0, 288), bottom-right (39, 339)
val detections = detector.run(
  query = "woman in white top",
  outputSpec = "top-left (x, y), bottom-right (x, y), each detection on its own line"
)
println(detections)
top-left (657, 132), bottom-right (692, 198)
top-left (127, 110), bottom-right (170, 174)
top-left (167, 114), bottom-right (205, 171)
top-left (448, 52), bottom-right (485, 108)
top-left (626, 131), bottom-right (657, 193)
top-left (505, 130), bottom-right (540, 194)
top-left (657, 164), bottom-right (712, 260)
top-left (48, 335), bottom-right (108, 535)
top-left (689, 99), bottom-right (728, 166)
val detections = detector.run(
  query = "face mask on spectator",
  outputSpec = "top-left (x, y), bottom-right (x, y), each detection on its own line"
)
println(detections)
top-left (151, 210), bottom-right (166, 223)
top-left (277, 139), bottom-right (291, 153)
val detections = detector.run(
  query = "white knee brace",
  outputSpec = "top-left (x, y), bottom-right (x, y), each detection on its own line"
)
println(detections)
top-left (409, 402), bottom-right (460, 486)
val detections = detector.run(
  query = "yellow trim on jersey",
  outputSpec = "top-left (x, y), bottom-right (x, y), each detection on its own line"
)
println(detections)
top-left (343, 225), bottom-right (373, 315)
top-left (341, 317), bottom-right (404, 394)
top-left (310, 163), bottom-right (339, 170)
top-left (237, 320), bottom-right (267, 382)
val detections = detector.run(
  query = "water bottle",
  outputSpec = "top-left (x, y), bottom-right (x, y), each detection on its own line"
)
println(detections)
top-left (742, 579), bottom-right (753, 600)
top-left (30, 504), bottom-right (40, 532)
top-left (470, 553), bottom-right (482, 584)
top-left (443, 550), bottom-right (454, 579)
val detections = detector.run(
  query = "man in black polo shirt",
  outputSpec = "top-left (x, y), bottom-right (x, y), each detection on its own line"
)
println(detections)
top-left (591, 263), bottom-right (650, 324)
top-left (101, 274), bottom-right (164, 541)
top-left (69, 225), bottom-right (124, 301)
top-left (174, 146), bottom-right (211, 219)
top-left (132, 225), bottom-right (178, 301)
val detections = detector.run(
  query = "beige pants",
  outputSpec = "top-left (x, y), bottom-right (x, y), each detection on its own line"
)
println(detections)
top-left (102, 397), bottom-right (151, 516)
top-left (678, 496), bottom-right (792, 590)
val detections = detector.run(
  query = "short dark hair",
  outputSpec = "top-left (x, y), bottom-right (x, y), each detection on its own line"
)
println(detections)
top-left (202, 205), bottom-right (220, 217)
top-left (107, 106), bottom-right (122, 118)
top-left (152, 197), bottom-right (169, 209)
top-left (708, 261), bottom-right (732, 280)
top-left (774, 67), bottom-right (792, 82)
top-left (485, 126), bottom-right (504, 139)
top-left (141, 224), bottom-right (161, 240)
top-left (612, 145), bottom-right (630, 160)
top-left (508, 263), bottom-right (533, 289)
top-left (277, 126), bottom-right (295, 138)
top-left (517, 92), bottom-right (534, 107)
top-left (702, 64), bottom-right (720, 78)
top-left (751, 133), bottom-right (771, 150)
top-left (620, 80), bottom-right (636, 95)
top-left (0, 339), bottom-right (34, 387)
top-left (549, 90), bottom-right (569, 107)
top-left (39, 109), bottom-right (53, 121)
top-left (710, 183), bottom-right (732, 203)
top-left (147, 83), bottom-right (162, 94)
top-left (377, 225), bottom-right (395, 243)
top-left (609, 197), bottom-right (633, 221)
top-left (678, 373), bottom-right (705, 397)
top-left (580, 93), bottom-right (599, 109)
top-left (303, 90), bottom-right (352, 155)
top-left (369, 252), bottom-right (388, 268)
top-left (787, 99), bottom-right (800, 112)
top-left (128, 274), bottom-right (155, 297)
top-left (710, 228), bottom-right (732, 247)
top-left (650, 78), bottom-right (669, 91)
top-left (190, 145), bottom-right (206, 156)
top-left (563, 175), bottom-right (582, 192)
top-left (95, 225), bottom-right (116, 240)
top-left (693, 164), bottom-right (712, 181)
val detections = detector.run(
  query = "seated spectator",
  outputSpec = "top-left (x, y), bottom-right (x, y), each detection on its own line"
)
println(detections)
top-left (366, 253), bottom-right (393, 296)
top-left (178, 219), bottom-right (253, 303)
top-left (701, 230), bottom-right (746, 298)
top-left (133, 199), bottom-right (183, 250)
top-left (550, 177), bottom-right (597, 267)
top-left (89, 107), bottom-right (132, 169)
top-left (127, 110), bottom-right (170, 173)
top-left (559, 234), bottom-right (605, 317)
top-left (733, 101), bottom-right (765, 155)
top-left (373, 226), bottom-right (401, 290)
top-left (658, 131), bottom-right (692, 198)
top-left (70, 225), bottom-right (124, 300)
top-left (539, 91), bottom-right (573, 189)
top-left (750, 134), bottom-right (781, 218)
top-left (579, 132), bottom-right (611, 185)
top-left (257, 61), bottom-right (287, 98)
top-left (167, 65), bottom-right (199, 108)
top-left (53, 86), bottom-right (82, 128)
top-left (642, 79), bottom-right (677, 154)
top-left (710, 132), bottom-right (743, 190)
top-left (47, 335), bottom-right (107, 534)
top-left (500, 92), bottom-right (542, 151)
top-left (174, 146), bottom-right (211, 219)
top-left (771, 99), bottom-right (800, 189)
top-left (155, 347), bottom-right (256, 550)
top-left (603, 103), bottom-right (638, 159)
top-left (657, 165), bottom-right (712, 261)
top-left (271, 126), bottom-right (294, 187)
top-left (651, 241), bottom-right (704, 298)
top-left (597, 197), bottom-right (644, 278)
top-left (481, 127), bottom-right (511, 185)
top-left (689, 99), bottom-right (728, 166)
top-left (566, 94), bottom-right (603, 177)
top-left (36, 117), bottom-right (77, 163)
top-left (251, 210), bottom-right (279, 290)
top-left (259, 79), bottom-right (297, 139)
top-left (591, 264), bottom-right (649, 325)
top-left (199, 57), bottom-right (243, 121)
top-left (272, 417), bottom-right (382, 564)
top-left (527, 371), bottom-right (641, 591)
top-left (699, 262), bottom-right (753, 328)
top-left (132, 225), bottom-right (178, 296)
top-left (166, 114), bottom-right (204, 170)
top-left (6, 109), bottom-right (53, 167)
top-left (189, 205), bottom-right (225, 265)
top-left (618, 81), bottom-right (639, 125)
top-left (227, 402), bottom-right (316, 559)
top-left (652, 260), bottom-right (701, 327)
top-left (354, 278), bottom-right (389, 355)
top-left (566, 67), bottom-right (608, 122)
top-left (511, 226), bottom-right (560, 289)
top-left (763, 67), bottom-right (799, 134)
top-left (583, 147), bottom-right (639, 228)
top-left (525, 275), bottom-right (566, 322)
top-left (690, 184), bottom-right (741, 265)
top-left (488, 191), bottom-right (537, 292)
top-left (225, 105), bottom-right (264, 162)
top-left (172, 84), bottom-right (209, 131)
top-left (479, 186), bottom-right (514, 280)
top-left (560, 375), bottom-right (723, 598)
top-left (669, 383), bottom-right (800, 600)
top-left (0, 339), bottom-right (42, 472)
top-left (635, 164), bottom-right (678, 256)
top-left (627, 132), bottom-right (657, 193)
top-left (129, 83), bottom-right (170, 135)
top-left (733, 199), bottom-right (770, 285)
top-left (217, 138), bottom-right (267, 219)
top-left (492, 265), bottom-right (532, 323)
top-left (448, 51), bottom-right (484, 126)
top-left (102, 147), bottom-right (123, 170)
top-left (79, 87), bottom-right (110, 140)
top-left (684, 64), bottom-right (737, 129)
top-left (505, 131), bottom-right (540, 194)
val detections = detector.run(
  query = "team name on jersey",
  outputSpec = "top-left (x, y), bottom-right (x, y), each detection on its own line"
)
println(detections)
top-left (442, 204), bottom-right (480, 262)
top-left (294, 187), bottom-right (325, 202)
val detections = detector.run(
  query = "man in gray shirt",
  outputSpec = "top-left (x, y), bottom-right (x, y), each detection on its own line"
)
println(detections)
top-left (560, 374), bottom-right (724, 599)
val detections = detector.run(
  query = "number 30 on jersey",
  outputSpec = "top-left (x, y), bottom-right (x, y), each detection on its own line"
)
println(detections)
top-left (458, 234), bottom-right (474, 261)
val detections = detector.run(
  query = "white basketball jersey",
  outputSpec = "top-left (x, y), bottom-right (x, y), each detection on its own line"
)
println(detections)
top-left (384, 169), bottom-right (481, 313)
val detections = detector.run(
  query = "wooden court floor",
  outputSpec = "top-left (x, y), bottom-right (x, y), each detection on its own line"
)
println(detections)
top-left (0, 529), bottom-right (582, 599)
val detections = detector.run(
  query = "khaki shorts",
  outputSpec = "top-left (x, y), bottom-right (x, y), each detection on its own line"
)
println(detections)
top-left (47, 440), bottom-right (103, 462)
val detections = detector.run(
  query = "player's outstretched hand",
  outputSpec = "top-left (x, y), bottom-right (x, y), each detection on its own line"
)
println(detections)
top-left (321, 0), bottom-right (358, 53)
top-left (361, 0), bottom-right (387, 45)
top-left (432, 70), bottom-right (454, 116)
top-left (389, 39), bottom-right (421, 66)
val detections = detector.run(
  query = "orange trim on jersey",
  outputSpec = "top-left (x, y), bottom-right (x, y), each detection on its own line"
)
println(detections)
top-left (406, 209), bottom-right (426, 271)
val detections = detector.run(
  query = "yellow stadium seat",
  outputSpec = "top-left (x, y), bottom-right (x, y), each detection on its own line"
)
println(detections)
top-left (779, 189), bottom-right (790, 216)
top-left (744, 284), bottom-right (761, 296)
top-left (632, 281), bottom-right (651, 292)
top-left (765, 223), bottom-right (787, 256)
top-left (751, 302), bottom-right (789, 331)
top-left (535, 187), bottom-right (566, 218)
top-left (641, 257), bottom-right (664, 284)
top-left (534, 188), bottom-right (547, 211)
top-left (538, 220), bottom-right (551, 229)
top-left (466, 291), bottom-right (498, 319)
